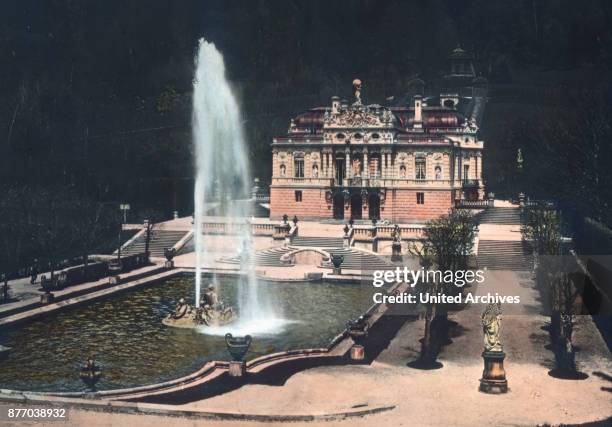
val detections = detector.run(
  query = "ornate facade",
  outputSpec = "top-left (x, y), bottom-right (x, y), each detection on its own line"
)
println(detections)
top-left (270, 48), bottom-right (487, 223)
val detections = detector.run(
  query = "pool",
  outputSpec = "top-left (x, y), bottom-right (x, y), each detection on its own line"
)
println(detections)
top-left (0, 275), bottom-right (371, 392)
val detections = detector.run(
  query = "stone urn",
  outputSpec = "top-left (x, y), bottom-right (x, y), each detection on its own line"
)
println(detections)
top-left (331, 254), bottom-right (344, 275)
top-left (108, 259), bottom-right (122, 285)
top-left (225, 333), bottom-right (252, 377)
top-left (164, 247), bottom-right (176, 268)
top-left (40, 276), bottom-right (56, 304)
top-left (347, 315), bottom-right (370, 361)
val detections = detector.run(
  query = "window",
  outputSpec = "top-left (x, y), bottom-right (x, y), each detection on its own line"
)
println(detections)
top-left (416, 192), bottom-right (425, 205)
top-left (415, 157), bottom-right (426, 180)
top-left (463, 164), bottom-right (470, 181)
top-left (294, 159), bottom-right (304, 178)
top-left (295, 191), bottom-right (302, 202)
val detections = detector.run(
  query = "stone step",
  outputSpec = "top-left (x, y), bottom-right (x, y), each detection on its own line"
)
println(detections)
top-left (291, 236), bottom-right (344, 247)
top-left (478, 208), bottom-right (523, 225)
top-left (477, 239), bottom-right (532, 271)
top-left (120, 230), bottom-right (189, 257)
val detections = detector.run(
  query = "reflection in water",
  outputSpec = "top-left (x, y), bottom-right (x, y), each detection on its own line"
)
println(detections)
top-left (0, 276), bottom-right (369, 392)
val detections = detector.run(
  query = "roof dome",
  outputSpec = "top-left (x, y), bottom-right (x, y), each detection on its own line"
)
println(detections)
top-left (294, 110), bottom-right (324, 128)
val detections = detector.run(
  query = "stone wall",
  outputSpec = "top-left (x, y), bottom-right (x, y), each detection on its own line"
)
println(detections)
top-left (384, 189), bottom-right (452, 222)
top-left (271, 187), bottom-right (452, 223)
top-left (270, 187), bottom-right (331, 219)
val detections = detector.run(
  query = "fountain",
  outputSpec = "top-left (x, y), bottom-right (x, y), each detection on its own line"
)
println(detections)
top-left (167, 38), bottom-right (278, 333)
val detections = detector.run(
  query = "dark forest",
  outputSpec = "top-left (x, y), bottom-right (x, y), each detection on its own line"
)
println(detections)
top-left (1, 0), bottom-right (611, 272)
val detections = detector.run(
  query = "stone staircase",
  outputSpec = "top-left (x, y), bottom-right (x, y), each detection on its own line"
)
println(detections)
top-left (477, 240), bottom-right (533, 271)
top-left (478, 207), bottom-right (523, 225)
top-left (322, 248), bottom-right (392, 270)
top-left (220, 245), bottom-right (390, 271)
top-left (291, 236), bottom-right (344, 248)
top-left (119, 230), bottom-right (189, 258)
top-left (220, 246), bottom-right (294, 268)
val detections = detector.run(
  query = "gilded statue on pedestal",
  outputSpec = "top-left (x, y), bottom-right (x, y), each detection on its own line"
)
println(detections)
top-left (481, 302), bottom-right (503, 352)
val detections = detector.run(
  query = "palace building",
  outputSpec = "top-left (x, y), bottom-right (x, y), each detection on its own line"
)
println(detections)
top-left (270, 47), bottom-right (488, 223)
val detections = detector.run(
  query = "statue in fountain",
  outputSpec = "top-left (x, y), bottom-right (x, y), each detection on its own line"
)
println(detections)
top-left (171, 298), bottom-right (190, 319)
top-left (163, 284), bottom-right (235, 329)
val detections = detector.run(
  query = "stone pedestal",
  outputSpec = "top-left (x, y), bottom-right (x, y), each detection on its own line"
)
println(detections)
top-left (109, 275), bottom-right (121, 285)
top-left (391, 242), bottom-right (403, 262)
top-left (350, 345), bottom-right (365, 361)
top-left (333, 267), bottom-right (341, 275)
top-left (164, 260), bottom-right (174, 269)
top-left (343, 236), bottom-right (350, 248)
top-left (228, 361), bottom-right (246, 377)
top-left (479, 351), bottom-right (508, 393)
top-left (40, 292), bottom-right (55, 304)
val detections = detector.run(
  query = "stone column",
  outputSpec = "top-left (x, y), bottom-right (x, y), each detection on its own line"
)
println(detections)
top-left (385, 152), bottom-right (391, 179)
top-left (345, 147), bottom-right (351, 182)
top-left (363, 148), bottom-right (369, 179)
top-left (454, 153), bottom-right (459, 182)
